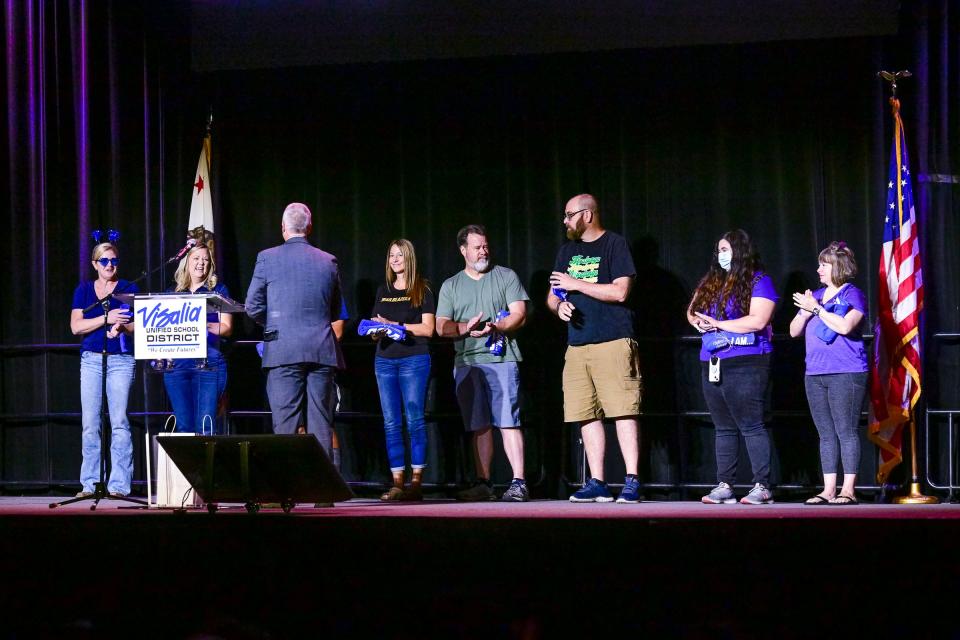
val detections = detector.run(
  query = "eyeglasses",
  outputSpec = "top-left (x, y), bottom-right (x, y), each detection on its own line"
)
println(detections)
top-left (96, 257), bottom-right (119, 267)
top-left (563, 208), bottom-right (590, 221)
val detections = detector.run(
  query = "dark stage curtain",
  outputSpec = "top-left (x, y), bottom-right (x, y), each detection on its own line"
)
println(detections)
top-left (1, 0), bottom-right (191, 486)
top-left (902, 0), bottom-right (960, 488)
top-left (2, 1), bottom-right (957, 494)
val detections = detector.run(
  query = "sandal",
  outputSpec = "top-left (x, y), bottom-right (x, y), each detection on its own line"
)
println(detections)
top-left (830, 495), bottom-right (859, 505)
top-left (380, 486), bottom-right (404, 501)
top-left (804, 495), bottom-right (833, 505)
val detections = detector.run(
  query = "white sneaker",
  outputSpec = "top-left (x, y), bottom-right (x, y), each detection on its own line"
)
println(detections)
top-left (739, 483), bottom-right (774, 505)
top-left (701, 482), bottom-right (736, 504)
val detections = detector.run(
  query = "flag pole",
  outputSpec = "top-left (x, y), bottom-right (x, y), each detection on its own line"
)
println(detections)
top-left (876, 70), bottom-right (938, 505)
top-left (895, 414), bottom-right (938, 504)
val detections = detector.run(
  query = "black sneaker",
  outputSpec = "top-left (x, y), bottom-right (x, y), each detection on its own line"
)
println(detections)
top-left (501, 479), bottom-right (529, 502)
top-left (456, 481), bottom-right (495, 501)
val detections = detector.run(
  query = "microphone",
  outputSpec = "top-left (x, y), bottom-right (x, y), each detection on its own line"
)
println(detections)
top-left (167, 238), bottom-right (198, 263)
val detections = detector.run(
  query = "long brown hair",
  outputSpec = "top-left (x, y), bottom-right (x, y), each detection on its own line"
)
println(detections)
top-left (689, 229), bottom-right (764, 319)
top-left (385, 239), bottom-right (429, 308)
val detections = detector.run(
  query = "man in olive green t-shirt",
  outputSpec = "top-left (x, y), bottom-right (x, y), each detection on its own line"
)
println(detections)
top-left (436, 224), bottom-right (530, 502)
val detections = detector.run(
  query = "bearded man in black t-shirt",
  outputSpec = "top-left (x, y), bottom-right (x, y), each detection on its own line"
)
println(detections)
top-left (548, 194), bottom-right (643, 504)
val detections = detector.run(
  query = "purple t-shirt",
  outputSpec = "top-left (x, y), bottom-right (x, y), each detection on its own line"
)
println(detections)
top-left (699, 273), bottom-right (778, 361)
top-left (804, 284), bottom-right (868, 375)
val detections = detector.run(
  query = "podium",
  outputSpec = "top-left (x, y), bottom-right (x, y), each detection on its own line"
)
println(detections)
top-left (117, 291), bottom-right (244, 362)
top-left (124, 292), bottom-right (245, 507)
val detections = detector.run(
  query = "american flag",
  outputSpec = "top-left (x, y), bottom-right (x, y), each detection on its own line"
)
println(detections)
top-left (867, 98), bottom-right (923, 483)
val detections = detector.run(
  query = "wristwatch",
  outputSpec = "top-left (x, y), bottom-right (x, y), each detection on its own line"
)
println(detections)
top-left (812, 307), bottom-right (821, 316)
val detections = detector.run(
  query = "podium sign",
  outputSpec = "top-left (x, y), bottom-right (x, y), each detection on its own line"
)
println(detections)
top-left (134, 294), bottom-right (207, 360)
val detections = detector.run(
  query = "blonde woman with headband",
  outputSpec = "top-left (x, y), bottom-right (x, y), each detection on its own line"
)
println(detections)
top-left (69, 237), bottom-right (137, 497)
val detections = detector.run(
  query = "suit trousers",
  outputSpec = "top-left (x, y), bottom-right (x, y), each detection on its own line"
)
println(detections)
top-left (266, 363), bottom-right (335, 457)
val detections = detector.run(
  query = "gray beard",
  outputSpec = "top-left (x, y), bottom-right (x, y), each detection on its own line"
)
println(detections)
top-left (473, 259), bottom-right (490, 273)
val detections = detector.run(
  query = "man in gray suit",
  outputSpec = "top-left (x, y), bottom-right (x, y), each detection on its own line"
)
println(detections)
top-left (246, 202), bottom-right (343, 456)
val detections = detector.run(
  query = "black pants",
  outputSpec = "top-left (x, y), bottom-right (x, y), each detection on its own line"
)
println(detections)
top-left (701, 354), bottom-right (772, 486)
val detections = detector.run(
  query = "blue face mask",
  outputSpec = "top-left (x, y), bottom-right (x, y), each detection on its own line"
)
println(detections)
top-left (718, 251), bottom-right (732, 271)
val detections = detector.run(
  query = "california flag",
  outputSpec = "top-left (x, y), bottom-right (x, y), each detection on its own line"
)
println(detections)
top-left (188, 135), bottom-right (214, 237)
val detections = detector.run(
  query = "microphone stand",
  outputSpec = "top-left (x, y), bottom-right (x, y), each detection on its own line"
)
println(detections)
top-left (50, 248), bottom-right (193, 510)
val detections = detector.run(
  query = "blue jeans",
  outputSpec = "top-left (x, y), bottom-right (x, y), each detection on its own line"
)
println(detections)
top-left (79, 351), bottom-right (136, 494)
top-left (163, 362), bottom-right (227, 433)
top-left (701, 354), bottom-right (772, 486)
top-left (804, 372), bottom-right (867, 475)
top-left (375, 354), bottom-right (431, 472)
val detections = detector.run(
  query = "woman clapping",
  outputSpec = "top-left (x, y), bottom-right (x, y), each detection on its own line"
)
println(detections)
top-left (790, 242), bottom-right (868, 505)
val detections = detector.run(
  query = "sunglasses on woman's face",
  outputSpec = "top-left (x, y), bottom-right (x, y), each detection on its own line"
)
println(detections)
top-left (96, 257), bottom-right (119, 267)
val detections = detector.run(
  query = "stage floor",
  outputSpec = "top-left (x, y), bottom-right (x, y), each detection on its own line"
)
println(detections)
top-left (3, 495), bottom-right (960, 519)
top-left (3, 495), bottom-right (960, 638)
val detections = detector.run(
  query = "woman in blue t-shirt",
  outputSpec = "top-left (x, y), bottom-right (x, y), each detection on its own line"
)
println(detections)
top-left (687, 229), bottom-right (778, 505)
top-left (790, 242), bottom-right (868, 505)
top-left (70, 242), bottom-right (137, 497)
top-left (368, 239), bottom-right (436, 501)
top-left (162, 242), bottom-right (232, 433)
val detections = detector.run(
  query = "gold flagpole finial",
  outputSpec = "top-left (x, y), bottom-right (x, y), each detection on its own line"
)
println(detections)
top-left (877, 70), bottom-right (912, 97)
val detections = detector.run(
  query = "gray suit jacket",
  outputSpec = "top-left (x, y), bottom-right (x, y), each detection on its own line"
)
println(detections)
top-left (245, 236), bottom-right (343, 368)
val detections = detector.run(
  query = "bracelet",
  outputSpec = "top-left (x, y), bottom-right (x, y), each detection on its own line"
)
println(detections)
top-left (812, 307), bottom-right (821, 316)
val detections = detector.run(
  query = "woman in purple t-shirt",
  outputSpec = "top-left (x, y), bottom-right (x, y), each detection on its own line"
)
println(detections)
top-left (790, 242), bottom-right (868, 505)
top-left (687, 229), bottom-right (778, 505)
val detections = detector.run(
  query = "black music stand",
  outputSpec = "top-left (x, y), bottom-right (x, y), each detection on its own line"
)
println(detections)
top-left (158, 434), bottom-right (353, 513)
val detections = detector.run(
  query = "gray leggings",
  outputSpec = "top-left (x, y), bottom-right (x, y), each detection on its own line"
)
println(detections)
top-left (804, 372), bottom-right (868, 476)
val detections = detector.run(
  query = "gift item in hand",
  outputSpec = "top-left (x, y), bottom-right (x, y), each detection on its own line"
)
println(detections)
top-left (357, 319), bottom-right (407, 341)
top-left (486, 310), bottom-right (511, 356)
top-left (814, 299), bottom-right (852, 344)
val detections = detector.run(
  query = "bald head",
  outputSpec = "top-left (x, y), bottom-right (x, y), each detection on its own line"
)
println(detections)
top-left (567, 194), bottom-right (598, 216)
top-left (563, 193), bottom-right (602, 241)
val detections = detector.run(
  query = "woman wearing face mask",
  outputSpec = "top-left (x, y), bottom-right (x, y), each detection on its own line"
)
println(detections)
top-left (368, 239), bottom-right (435, 501)
top-left (70, 241), bottom-right (137, 497)
top-left (162, 241), bottom-right (232, 433)
top-left (789, 242), bottom-right (867, 505)
top-left (687, 229), bottom-right (778, 505)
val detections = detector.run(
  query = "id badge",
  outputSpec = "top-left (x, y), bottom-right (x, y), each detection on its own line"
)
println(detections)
top-left (708, 356), bottom-right (721, 383)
